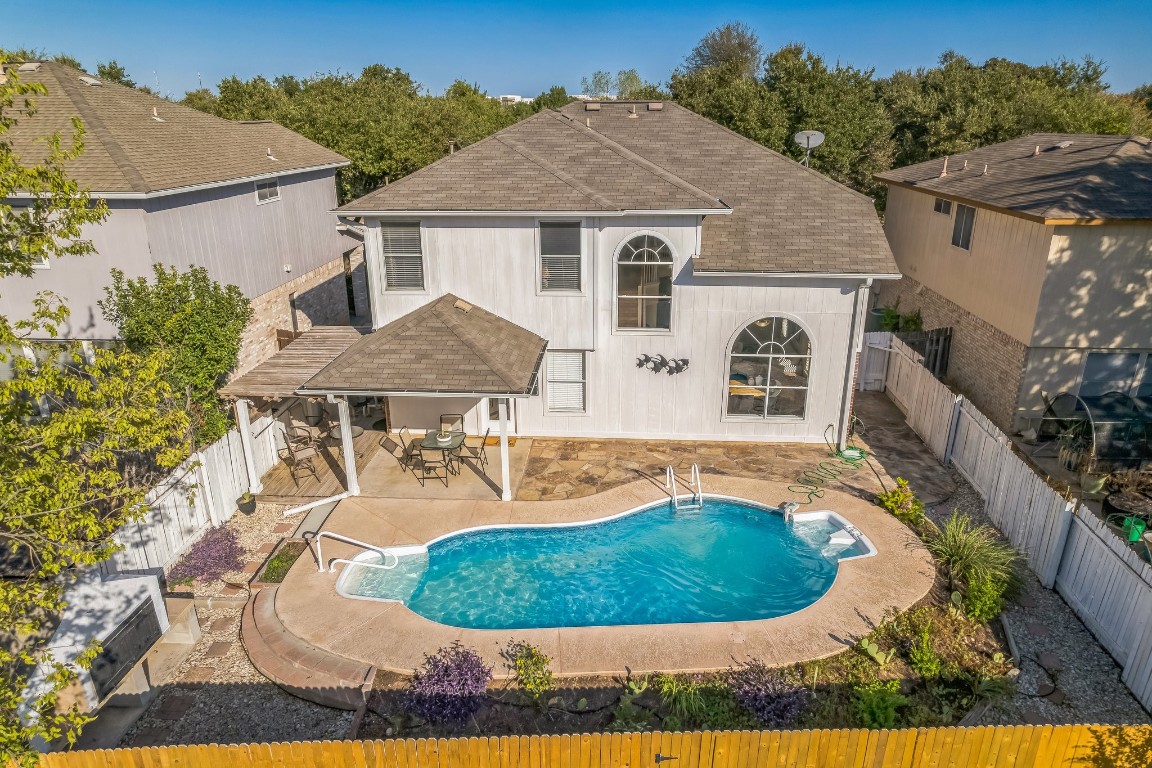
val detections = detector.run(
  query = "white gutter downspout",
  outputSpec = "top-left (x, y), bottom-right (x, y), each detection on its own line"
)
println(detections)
top-left (838, 278), bottom-right (873, 450)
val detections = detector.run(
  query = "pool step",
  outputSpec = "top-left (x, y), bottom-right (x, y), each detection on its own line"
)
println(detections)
top-left (240, 585), bottom-right (375, 711)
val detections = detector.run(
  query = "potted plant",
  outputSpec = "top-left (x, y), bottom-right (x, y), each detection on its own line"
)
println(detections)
top-left (1103, 469), bottom-right (1152, 520)
top-left (1078, 456), bottom-right (1107, 496)
top-left (237, 491), bottom-right (257, 515)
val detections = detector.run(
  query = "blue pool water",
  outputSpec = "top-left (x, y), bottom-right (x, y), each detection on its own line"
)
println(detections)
top-left (339, 498), bottom-right (865, 629)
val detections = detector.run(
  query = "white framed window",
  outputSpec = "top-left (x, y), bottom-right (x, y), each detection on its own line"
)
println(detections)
top-left (545, 350), bottom-right (586, 413)
top-left (616, 233), bottom-right (673, 331)
top-left (932, 197), bottom-right (952, 215)
top-left (255, 178), bottom-right (280, 204)
top-left (539, 221), bottom-right (581, 292)
top-left (380, 222), bottom-right (425, 291)
top-left (32, 255), bottom-right (50, 269)
top-left (951, 204), bottom-right (976, 250)
top-left (726, 316), bottom-right (811, 419)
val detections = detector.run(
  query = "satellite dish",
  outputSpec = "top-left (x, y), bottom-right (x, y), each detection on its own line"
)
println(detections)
top-left (793, 130), bottom-right (825, 166)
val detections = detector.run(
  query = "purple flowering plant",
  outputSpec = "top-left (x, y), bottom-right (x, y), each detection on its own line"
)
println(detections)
top-left (728, 660), bottom-right (808, 728)
top-left (403, 642), bottom-right (493, 724)
top-left (167, 526), bottom-right (246, 584)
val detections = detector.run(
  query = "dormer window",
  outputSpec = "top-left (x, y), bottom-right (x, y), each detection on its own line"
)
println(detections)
top-left (255, 178), bottom-right (280, 204)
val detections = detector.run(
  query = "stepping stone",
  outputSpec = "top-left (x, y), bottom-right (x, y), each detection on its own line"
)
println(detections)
top-left (1044, 687), bottom-right (1067, 705)
top-left (256, 543), bottom-right (276, 554)
top-left (1015, 593), bottom-right (1038, 608)
top-left (154, 695), bottom-right (195, 721)
top-left (209, 618), bottom-right (234, 633)
top-left (273, 523), bottom-right (293, 533)
top-left (1025, 622), bottom-right (1049, 637)
top-left (218, 586), bottom-right (243, 597)
top-left (204, 641), bottom-right (232, 658)
top-left (181, 666), bottom-right (216, 685)
top-left (1037, 652), bottom-right (1064, 673)
top-left (242, 561), bottom-right (261, 574)
top-left (1021, 708), bottom-right (1047, 726)
top-left (130, 726), bottom-right (171, 747)
top-left (1036, 683), bottom-right (1055, 697)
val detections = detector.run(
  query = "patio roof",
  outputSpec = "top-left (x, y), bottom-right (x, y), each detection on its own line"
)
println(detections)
top-left (298, 293), bottom-right (548, 397)
top-left (219, 326), bottom-right (364, 399)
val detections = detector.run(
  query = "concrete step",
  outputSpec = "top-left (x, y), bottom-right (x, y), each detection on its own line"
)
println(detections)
top-left (240, 586), bottom-right (374, 711)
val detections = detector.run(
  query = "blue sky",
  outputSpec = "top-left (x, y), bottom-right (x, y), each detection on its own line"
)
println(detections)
top-left (4, 1), bottom-right (1150, 98)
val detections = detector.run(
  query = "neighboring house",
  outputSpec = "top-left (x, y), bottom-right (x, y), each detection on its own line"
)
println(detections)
top-left (0, 61), bottom-right (355, 374)
top-left (874, 133), bottom-right (1152, 432)
top-left (326, 100), bottom-right (898, 444)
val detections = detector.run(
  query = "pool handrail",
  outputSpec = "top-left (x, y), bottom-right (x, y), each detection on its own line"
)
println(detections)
top-left (312, 530), bottom-right (396, 573)
top-left (328, 555), bottom-right (399, 575)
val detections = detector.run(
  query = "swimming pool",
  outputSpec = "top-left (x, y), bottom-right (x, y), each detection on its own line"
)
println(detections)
top-left (336, 496), bottom-right (874, 629)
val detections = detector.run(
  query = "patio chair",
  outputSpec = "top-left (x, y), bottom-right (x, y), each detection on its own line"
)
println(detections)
top-left (283, 433), bottom-right (320, 488)
top-left (460, 428), bottom-right (490, 469)
top-left (414, 447), bottom-right (450, 488)
top-left (440, 413), bottom-right (464, 433)
top-left (395, 427), bottom-right (419, 470)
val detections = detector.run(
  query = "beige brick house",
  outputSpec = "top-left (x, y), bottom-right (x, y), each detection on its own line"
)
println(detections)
top-left (874, 133), bottom-right (1152, 432)
top-left (0, 61), bottom-right (358, 375)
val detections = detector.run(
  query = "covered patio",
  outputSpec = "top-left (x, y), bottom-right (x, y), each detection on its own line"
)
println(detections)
top-left (220, 294), bottom-right (547, 504)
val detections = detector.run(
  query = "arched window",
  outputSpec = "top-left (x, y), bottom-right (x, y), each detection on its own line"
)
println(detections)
top-left (616, 233), bottom-right (673, 330)
top-left (726, 317), bottom-right (811, 418)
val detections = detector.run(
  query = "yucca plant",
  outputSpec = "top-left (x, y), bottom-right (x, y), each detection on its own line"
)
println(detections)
top-left (925, 511), bottom-right (1023, 595)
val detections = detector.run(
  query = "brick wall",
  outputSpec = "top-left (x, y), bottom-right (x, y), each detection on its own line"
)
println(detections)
top-left (235, 257), bottom-right (351, 375)
top-left (874, 277), bottom-right (1027, 432)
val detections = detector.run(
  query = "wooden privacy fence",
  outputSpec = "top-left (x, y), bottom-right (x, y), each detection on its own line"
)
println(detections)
top-left (869, 335), bottom-right (1152, 710)
top-left (34, 725), bottom-right (1138, 768)
top-left (102, 414), bottom-right (284, 574)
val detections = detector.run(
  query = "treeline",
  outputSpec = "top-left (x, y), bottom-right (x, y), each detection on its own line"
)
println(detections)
top-left (7, 26), bottom-right (1152, 205)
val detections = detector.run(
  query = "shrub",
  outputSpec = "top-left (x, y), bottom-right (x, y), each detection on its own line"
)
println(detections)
top-left (964, 574), bottom-right (1007, 623)
top-left (655, 673), bottom-right (705, 724)
top-left (907, 624), bottom-right (943, 680)
top-left (876, 478), bottom-right (926, 529)
top-left (728, 660), bottom-right (807, 728)
top-left (925, 511), bottom-right (1022, 596)
top-left (853, 680), bottom-right (906, 729)
top-left (258, 541), bottom-right (307, 583)
top-left (503, 640), bottom-right (554, 702)
top-left (403, 642), bottom-right (492, 723)
top-left (168, 526), bottom-right (246, 584)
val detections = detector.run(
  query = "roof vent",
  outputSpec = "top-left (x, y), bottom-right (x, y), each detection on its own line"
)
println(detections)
top-left (1054, 140), bottom-right (1074, 150)
top-left (17, 62), bottom-right (42, 72)
top-left (627, 105), bottom-right (638, 119)
top-left (1033, 145), bottom-right (1041, 156)
top-left (266, 147), bottom-right (278, 161)
top-left (584, 102), bottom-right (601, 112)
top-left (940, 156), bottom-right (949, 178)
top-left (647, 102), bottom-right (663, 111)
top-left (151, 107), bottom-right (164, 122)
top-left (78, 75), bottom-right (102, 86)
top-left (453, 299), bottom-right (474, 313)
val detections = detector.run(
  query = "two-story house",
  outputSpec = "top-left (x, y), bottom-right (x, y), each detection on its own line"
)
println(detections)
top-left (308, 101), bottom-right (897, 449)
top-left (874, 133), bottom-right (1152, 433)
top-left (0, 61), bottom-right (354, 374)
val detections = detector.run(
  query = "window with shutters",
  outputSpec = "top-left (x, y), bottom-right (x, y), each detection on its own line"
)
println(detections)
top-left (380, 222), bottom-right (425, 291)
top-left (951, 204), bottom-right (976, 250)
top-left (539, 221), bottom-right (582, 292)
top-left (616, 233), bottom-right (673, 331)
top-left (545, 351), bottom-right (586, 413)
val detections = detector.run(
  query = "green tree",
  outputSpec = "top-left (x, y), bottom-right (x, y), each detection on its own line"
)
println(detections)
top-left (682, 21), bottom-right (763, 80)
top-left (671, 62), bottom-right (787, 147)
top-left (0, 60), bottom-right (191, 765)
top-left (95, 60), bottom-right (135, 88)
top-left (100, 265), bottom-right (252, 445)
top-left (532, 85), bottom-right (574, 111)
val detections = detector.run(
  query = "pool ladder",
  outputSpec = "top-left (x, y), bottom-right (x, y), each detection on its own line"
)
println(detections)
top-left (665, 464), bottom-right (703, 511)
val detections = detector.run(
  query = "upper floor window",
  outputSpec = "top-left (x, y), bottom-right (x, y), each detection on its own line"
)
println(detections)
top-left (951, 204), bottom-right (976, 250)
top-left (539, 221), bottom-right (581, 292)
top-left (616, 233), bottom-right (673, 331)
top-left (933, 197), bottom-right (952, 215)
top-left (255, 178), bottom-right (280, 204)
top-left (381, 222), bottom-right (425, 291)
top-left (726, 316), bottom-right (811, 419)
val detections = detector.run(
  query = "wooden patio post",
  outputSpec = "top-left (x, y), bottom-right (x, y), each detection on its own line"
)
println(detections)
top-left (332, 395), bottom-right (361, 496)
top-left (234, 398), bottom-right (263, 494)
top-left (498, 398), bottom-right (511, 502)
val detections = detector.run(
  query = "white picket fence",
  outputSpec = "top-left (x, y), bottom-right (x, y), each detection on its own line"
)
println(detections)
top-left (869, 334), bottom-right (1152, 710)
top-left (103, 415), bottom-right (284, 574)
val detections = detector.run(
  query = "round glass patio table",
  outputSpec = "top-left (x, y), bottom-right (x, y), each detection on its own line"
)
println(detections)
top-left (419, 431), bottom-right (466, 450)
top-left (330, 425), bottom-right (365, 441)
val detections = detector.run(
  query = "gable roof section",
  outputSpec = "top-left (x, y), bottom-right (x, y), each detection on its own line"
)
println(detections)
top-left (5, 61), bottom-right (348, 196)
top-left (336, 109), bottom-right (727, 214)
top-left (218, 326), bottom-right (365, 399)
top-left (299, 293), bottom-right (548, 395)
top-left (875, 133), bottom-right (1152, 221)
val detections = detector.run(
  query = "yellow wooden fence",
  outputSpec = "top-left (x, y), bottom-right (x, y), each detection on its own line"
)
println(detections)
top-left (33, 725), bottom-right (1149, 768)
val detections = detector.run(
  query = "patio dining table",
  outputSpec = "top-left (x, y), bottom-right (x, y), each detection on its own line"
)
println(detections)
top-left (419, 430), bottom-right (467, 451)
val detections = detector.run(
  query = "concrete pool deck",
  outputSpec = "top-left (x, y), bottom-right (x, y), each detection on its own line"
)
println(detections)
top-left (270, 475), bottom-right (935, 677)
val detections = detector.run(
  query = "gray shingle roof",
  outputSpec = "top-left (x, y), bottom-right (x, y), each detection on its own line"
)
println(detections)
top-left (218, 326), bottom-right (365, 399)
top-left (299, 294), bottom-right (547, 395)
top-left (875, 133), bottom-right (1152, 221)
top-left (339, 101), bottom-right (895, 275)
top-left (6, 61), bottom-right (347, 195)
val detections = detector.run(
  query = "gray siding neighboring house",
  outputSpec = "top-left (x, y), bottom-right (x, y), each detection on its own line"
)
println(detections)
top-left (0, 61), bottom-right (354, 374)
top-left (874, 133), bottom-right (1152, 432)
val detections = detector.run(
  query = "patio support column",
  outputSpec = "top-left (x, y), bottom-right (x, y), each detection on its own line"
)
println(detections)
top-left (331, 395), bottom-right (361, 496)
top-left (234, 398), bottom-right (263, 494)
top-left (498, 398), bottom-right (512, 502)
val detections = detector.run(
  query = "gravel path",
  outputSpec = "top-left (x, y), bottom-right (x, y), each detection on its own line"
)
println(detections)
top-left (930, 471), bottom-right (1151, 726)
